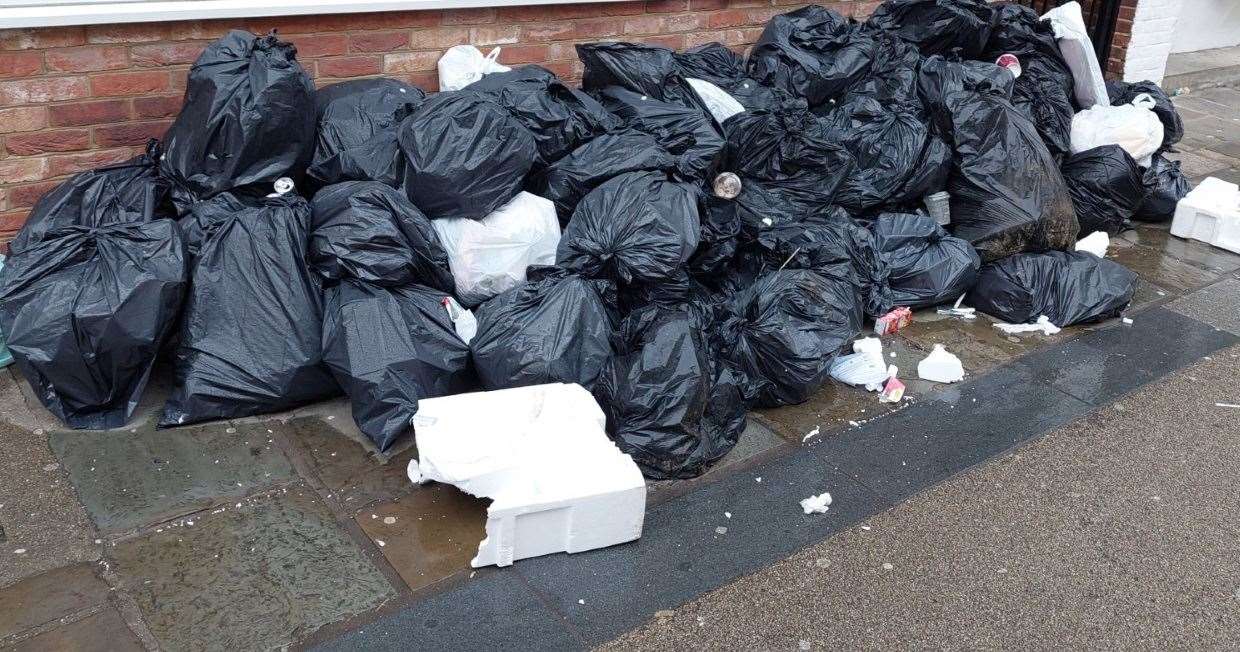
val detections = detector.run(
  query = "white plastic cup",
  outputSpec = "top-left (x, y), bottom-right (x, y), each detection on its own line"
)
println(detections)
top-left (925, 191), bottom-right (951, 226)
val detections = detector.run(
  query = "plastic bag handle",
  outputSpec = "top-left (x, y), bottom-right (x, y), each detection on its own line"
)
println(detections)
top-left (484, 47), bottom-right (502, 63)
top-left (1130, 93), bottom-right (1157, 110)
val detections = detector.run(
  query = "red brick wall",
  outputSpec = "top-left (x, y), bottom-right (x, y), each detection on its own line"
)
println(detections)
top-left (0, 0), bottom-right (880, 244)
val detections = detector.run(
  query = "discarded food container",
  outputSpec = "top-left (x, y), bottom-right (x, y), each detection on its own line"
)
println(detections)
top-left (924, 191), bottom-right (952, 226)
top-left (874, 306), bottom-right (913, 336)
top-left (995, 53), bottom-right (1021, 78)
top-left (917, 345), bottom-right (964, 383)
top-left (879, 366), bottom-right (905, 403)
top-left (410, 383), bottom-right (646, 567)
top-left (1171, 177), bottom-right (1240, 254)
top-left (713, 172), bottom-right (743, 199)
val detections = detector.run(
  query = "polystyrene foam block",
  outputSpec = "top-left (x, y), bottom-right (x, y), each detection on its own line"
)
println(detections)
top-left (410, 383), bottom-right (646, 567)
top-left (1171, 177), bottom-right (1240, 254)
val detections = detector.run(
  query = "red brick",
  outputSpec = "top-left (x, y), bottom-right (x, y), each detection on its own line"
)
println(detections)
top-left (595, 1), bottom-right (646, 16)
top-left (410, 27), bottom-right (471, 50)
top-left (0, 52), bottom-right (42, 79)
top-left (497, 45), bottom-right (550, 65)
top-left (0, 27), bottom-right (86, 50)
top-left (522, 23), bottom-right (577, 42)
top-left (130, 42), bottom-right (205, 67)
top-left (624, 15), bottom-right (666, 35)
top-left (165, 19), bottom-right (235, 41)
top-left (0, 106), bottom-right (46, 133)
top-left (542, 61), bottom-right (576, 80)
top-left (94, 120), bottom-right (171, 147)
top-left (9, 181), bottom-right (62, 209)
top-left (571, 19), bottom-right (622, 39)
top-left (1, 210), bottom-right (29, 232)
top-left (0, 157), bottom-right (48, 183)
top-left (708, 9), bottom-right (752, 28)
top-left (547, 42), bottom-right (579, 61)
top-left (292, 34), bottom-right (349, 58)
top-left (133, 94), bottom-right (183, 119)
top-left (47, 147), bottom-right (134, 177)
top-left (384, 51), bottom-right (440, 73)
top-left (256, 10), bottom-right (437, 34)
top-left (318, 56), bottom-right (382, 78)
top-left (641, 34), bottom-right (686, 50)
top-left (691, 0), bottom-right (729, 9)
top-left (666, 13), bottom-right (705, 31)
top-left (91, 71), bottom-right (168, 97)
top-left (443, 8), bottom-right (496, 24)
top-left (45, 46), bottom-right (128, 73)
top-left (403, 71), bottom-right (439, 92)
top-left (471, 26), bottom-right (520, 46)
top-left (646, 0), bottom-right (690, 12)
top-left (349, 31), bottom-right (410, 53)
top-left (4, 128), bottom-right (89, 155)
top-left (0, 77), bottom-right (90, 106)
top-left (727, 0), bottom-right (770, 7)
top-left (85, 23), bottom-right (167, 44)
top-left (852, 1), bottom-right (881, 17)
top-left (169, 68), bottom-right (190, 91)
top-left (1110, 31), bottom-right (1130, 49)
top-left (47, 99), bottom-right (129, 127)
top-left (498, 4), bottom-right (594, 21)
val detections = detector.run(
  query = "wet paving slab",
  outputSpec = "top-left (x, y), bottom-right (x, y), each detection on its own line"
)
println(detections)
top-left (108, 486), bottom-right (394, 651)
top-left (49, 422), bottom-right (296, 534)
top-left (0, 563), bottom-right (108, 640)
top-left (6, 607), bottom-right (144, 652)
top-left (286, 417), bottom-right (418, 511)
top-left (1106, 234), bottom-right (1223, 295)
top-left (1118, 226), bottom-right (1240, 276)
top-left (1167, 274), bottom-right (1240, 335)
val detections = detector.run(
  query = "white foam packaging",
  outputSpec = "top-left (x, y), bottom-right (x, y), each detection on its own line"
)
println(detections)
top-left (1171, 177), bottom-right (1240, 254)
top-left (408, 383), bottom-right (646, 568)
top-left (431, 191), bottom-right (561, 307)
top-left (1042, 1), bottom-right (1109, 109)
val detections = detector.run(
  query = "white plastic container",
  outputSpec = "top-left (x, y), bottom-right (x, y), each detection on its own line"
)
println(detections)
top-left (1171, 177), bottom-right (1240, 254)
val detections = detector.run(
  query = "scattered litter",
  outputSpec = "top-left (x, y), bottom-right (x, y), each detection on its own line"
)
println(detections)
top-left (814, 557), bottom-right (830, 568)
top-left (724, 512), bottom-right (732, 519)
top-left (879, 366), bottom-right (905, 403)
top-left (382, 516), bottom-right (397, 525)
top-left (13, 549), bottom-right (26, 554)
top-left (470, 571), bottom-right (476, 578)
top-left (1122, 317), bottom-right (1133, 325)
top-left (801, 426), bottom-right (820, 442)
top-left (755, 477), bottom-right (762, 483)
top-left (800, 492), bottom-right (832, 514)
top-left (995, 315), bottom-right (1062, 336)
top-left (937, 295), bottom-right (977, 319)
top-left (376, 540), bottom-right (386, 547)
top-left (715, 526), bottom-right (728, 535)
top-left (42, 463), bottom-right (58, 472)
top-left (1074, 231), bottom-right (1110, 257)
top-left (882, 563), bottom-right (893, 570)
top-left (860, 525), bottom-right (871, 531)
top-left (830, 338), bottom-right (887, 391)
top-left (799, 641), bottom-right (811, 651)
top-left (848, 420), bottom-right (860, 427)
top-left (1215, 403), bottom-right (1240, 409)
top-left (578, 598), bottom-right (586, 605)
top-left (874, 307), bottom-right (913, 336)
top-left (917, 345), bottom-right (964, 383)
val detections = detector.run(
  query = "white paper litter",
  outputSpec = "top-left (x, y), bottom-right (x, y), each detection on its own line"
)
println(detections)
top-left (994, 315), bottom-right (1062, 336)
top-left (937, 294), bottom-right (977, 319)
top-left (800, 492), bottom-right (832, 514)
top-left (802, 426), bottom-right (820, 442)
top-left (686, 77), bottom-right (745, 123)
top-left (917, 344), bottom-right (964, 383)
top-left (1075, 231), bottom-right (1110, 257)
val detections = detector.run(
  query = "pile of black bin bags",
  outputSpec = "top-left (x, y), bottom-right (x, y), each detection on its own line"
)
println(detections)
top-left (0, 2), bottom-right (1173, 476)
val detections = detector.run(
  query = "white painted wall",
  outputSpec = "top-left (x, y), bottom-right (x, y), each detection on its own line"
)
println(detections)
top-left (1124, 0), bottom-right (1184, 83)
top-left (1171, 0), bottom-right (1240, 53)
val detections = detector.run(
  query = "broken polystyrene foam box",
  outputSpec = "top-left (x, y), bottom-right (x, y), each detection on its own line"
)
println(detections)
top-left (1075, 231), bottom-right (1109, 257)
top-left (1171, 177), bottom-right (1240, 254)
top-left (410, 383), bottom-right (646, 568)
top-left (917, 344), bottom-right (964, 383)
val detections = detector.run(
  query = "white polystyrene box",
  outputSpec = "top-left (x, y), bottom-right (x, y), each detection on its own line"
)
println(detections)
top-left (410, 383), bottom-right (646, 568)
top-left (1171, 177), bottom-right (1240, 254)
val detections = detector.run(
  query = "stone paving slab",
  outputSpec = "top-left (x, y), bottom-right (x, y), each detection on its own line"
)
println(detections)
top-left (0, 563), bottom-right (108, 640)
top-left (1168, 274), bottom-right (1240, 336)
top-left (1118, 226), bottom-right (1240, 276)
top-left (4, 608), bottom-right (143, 652)
top-left (49, 421), bottom-right (296, 534)
top-left (108, 486), bottom-right (394, 651)
top-left (286, 417), bottom-right (418, 511)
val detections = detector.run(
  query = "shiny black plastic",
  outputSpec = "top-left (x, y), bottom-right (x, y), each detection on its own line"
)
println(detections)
top-left (1135, 154), bottom-right (1191, 223)
top-left (308, 78), bottom-right (425, 189)
top-left (871, 212), bottom-right (980, 308)
top-left (1061, 145), bottom-right (1145, 236)
top-left (970, 250), bottom-right (1138, 326)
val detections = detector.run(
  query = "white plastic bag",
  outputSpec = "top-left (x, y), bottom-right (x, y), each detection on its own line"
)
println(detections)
top-left (1042, 2), bottom-right (1108, 109)
top-left (1070, 94), bottom-right (1164, 167)
top-left (686, 77), bottom-right (745, 124)
top-left (437, 45), bottom-right (511, 92)
top-left (431, 191), bottom-right (561, 307)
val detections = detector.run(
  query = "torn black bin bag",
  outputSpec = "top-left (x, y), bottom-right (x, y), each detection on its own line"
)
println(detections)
top-left (577, 42), bottom-right (709, 114)
top-left (9, 143), bottom-right (171, 255)
top-left (917, 56), bottom-right (1078, 262)
top-left (674, 42), bottom-right (785, 112)
top-left (1061, 145), bottom-right (1145, 236)
top-left (465, 65), bottom-right (619, 165)
top-left (307, 78), bottom-right (424, 190)
top-left (871, 212), bottom-right (980, 308)
top-left (596, 86), bottom-right (725, 180)
top-left (321, 279), bottom-right (473, 452)
top-left (752, 212), bottom-right (892, 318)
top-left (470, 267), bottom-right (614, 390)
top-left (1107, 80), bottom-right (1183, 150)
top-left (594, 304), bottom-right (746, 480)
top-left (160, 193), bottom-right (339, 427)
top-left (1134, 154), bottom-right (1191, 223)
top-left (160, 31), bottom-right (317, 214)
top-left (971, 251), bottom-right (1138, 326)
top-left (0, 220), bottom-right (187, 429)
top-left (397, 91), bottom-right (538, 221)
top-left (865, 0), bottom-right (995, 58)
top-left (557, 171), bottom-right (701, 286)
top-left (746, 5), bottom-right (876, 108)
top-left (824, 97), bottom-right (951, 213)
top-left (309, 181), bottom-right (454, 293)
top-left (717, 268), bottom-right (862, 407)
top-left (528, 129), bottom-right (678, 226)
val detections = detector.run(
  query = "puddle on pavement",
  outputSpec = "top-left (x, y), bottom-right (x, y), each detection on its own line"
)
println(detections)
top-left (357, 483), bottom-right (488, 593)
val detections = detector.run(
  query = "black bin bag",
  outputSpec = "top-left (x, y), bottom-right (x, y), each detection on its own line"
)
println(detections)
top-left (865, 0), bottom-right (995, 58)
top-left (161, 193), bottom-right (339, 427)
top-left (396, 91), bottom-right (537, 221)
top-left (746, 5), bottom-right (876, 108)
top-left (971, 251), bottom-right (1138, 327)
top-left (10, 144), bottom-right (171, 255)
top-left (557, 171), bottom-right (701, 286)
top-left (577, 42), bottom-right (708, 113)
top-left (839, 31), bottom-right (921, 106)
top-left (674, 42), bottom-right (785, 111)
top-left (871, 212), bottom-right (980, 308)
top-left (594, 304), bottom-right (746, 480)
top-left (1135, 154), bottom-right (1191, 222)
top-left (160, 31), bottom-right (316, 213)
top-left (465, 65), bottom-right (619, 165)
top-left (308, 78), bottom-right (425, 189)
top-left (529, 129), bottom-right (677, 226)
top-left (0, 221), bottom-right (187, 429)
top-left (309, 181), bottom-right (454, 293)
top-left (1061, 145), bottom-right (1145, 236)
top-left (470, 267), bottom-right (614, 390)
top-left (596, 86), bottom-right (725, 180)
top-left (1107, 80), bottom-right (1183, 150)
top-left (321, 279), bottom-right (473, 452)
top-left (917, 56), bottom-right (1078, 262)
top-left (717, 268), bottom-right (863, 407)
